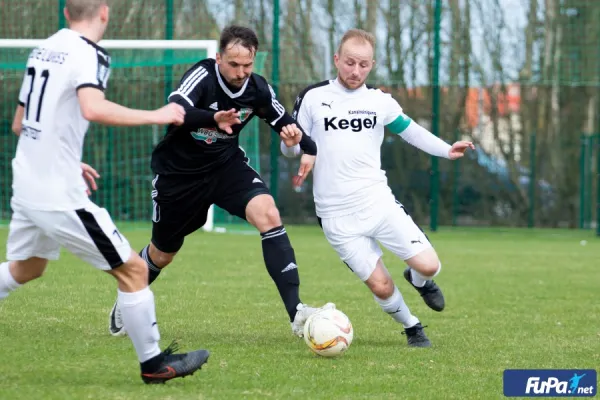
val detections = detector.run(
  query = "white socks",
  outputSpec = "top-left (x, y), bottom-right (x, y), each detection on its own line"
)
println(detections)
top-left (118, 287), bottom-right (161, 363)
top-left (374, 286), bottom-right (419, 328)
top-left (0, 262), bottom-right (21, 300)
top-left (410, 263), bottom-right (442, 288)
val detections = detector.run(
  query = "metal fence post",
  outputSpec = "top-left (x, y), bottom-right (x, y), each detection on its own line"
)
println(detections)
top-left (596, 134), bottom-right (600, 237)
top-left (452, 129), bottom-right (460, 226)
top-left (59, 0), bottom-right (66, 29)
top-left (270, 0), bottom-right (281, 203)
top-left (430, 0), bottom-right (442, 232)
top-left (164, 0), bottom-right (173, 102)
top-left (528, 132), bottom-right (536, 228)
top-left (579, 134), bottom-right (587, 229)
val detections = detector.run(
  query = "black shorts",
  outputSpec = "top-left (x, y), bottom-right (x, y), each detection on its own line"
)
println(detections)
top-left (150, 158), bottom-right (270, 253)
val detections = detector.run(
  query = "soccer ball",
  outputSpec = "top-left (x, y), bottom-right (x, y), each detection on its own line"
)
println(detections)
top-left (303, 308), bottom-right (353, 357)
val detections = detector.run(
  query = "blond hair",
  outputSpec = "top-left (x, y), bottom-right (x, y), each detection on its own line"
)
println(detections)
top-left (66, 0), bottom-right (107, 22)
top-left (337, 29), bottom-right (376, 54)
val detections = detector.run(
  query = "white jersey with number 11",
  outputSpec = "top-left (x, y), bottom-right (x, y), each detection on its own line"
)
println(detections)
top-left (13, 28), bottom-right (111, 211)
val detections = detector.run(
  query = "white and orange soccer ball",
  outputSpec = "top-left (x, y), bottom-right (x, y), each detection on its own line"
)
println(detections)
top-left (303, 308), bottom-right (353, 357)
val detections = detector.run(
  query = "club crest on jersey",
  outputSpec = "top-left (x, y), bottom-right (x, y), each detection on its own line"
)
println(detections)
top-left (191, 128), bottom-right (231, 144)
top-left (239, 108), bottom-right (253, 122)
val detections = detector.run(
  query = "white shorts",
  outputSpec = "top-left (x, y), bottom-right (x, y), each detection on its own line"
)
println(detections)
top-left (7, 200), bottom-right (132, 271)
top-left (320, 193), bottom-right (432, 281)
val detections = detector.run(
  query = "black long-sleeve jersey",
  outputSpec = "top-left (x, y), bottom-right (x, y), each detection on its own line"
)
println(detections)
top-left (151, 58), bottom-right (314, 176)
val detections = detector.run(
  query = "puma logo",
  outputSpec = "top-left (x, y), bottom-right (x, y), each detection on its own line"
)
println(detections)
top-left (321, 101), bottom-right (333, 109)
top-left (411, 239), bottom-right (422, 245)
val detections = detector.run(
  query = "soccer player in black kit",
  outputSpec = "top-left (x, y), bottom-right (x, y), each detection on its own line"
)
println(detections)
top-left (108, 25), bottom-right (334, 338)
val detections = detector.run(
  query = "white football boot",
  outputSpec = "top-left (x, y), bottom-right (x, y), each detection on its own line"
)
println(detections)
top-left (291, 302), bottom-right (336, 337)
top-left (108, 299), bottom-right (127, 337)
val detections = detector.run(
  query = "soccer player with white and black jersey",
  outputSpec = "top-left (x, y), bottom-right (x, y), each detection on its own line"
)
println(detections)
top-left (0, 0), bottom-right (209, 383)
top-left (107, 25), bottom-right (334, 338)
top-left (282, 29), bottom-right (475, 347)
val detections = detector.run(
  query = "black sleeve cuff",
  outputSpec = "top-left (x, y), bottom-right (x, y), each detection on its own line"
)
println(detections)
top-left (183, 108), bottom-right (216, 129)
top-left (173, 96), bottom-right (216, 129)
top-left (77, 83), bottom-right (105, 92)
top-left (18, 101), bottom-right (25, 106)
top-left (299, 132), bottom-right (317, 156)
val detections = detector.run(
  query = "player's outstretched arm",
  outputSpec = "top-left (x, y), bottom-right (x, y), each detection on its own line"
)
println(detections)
top-left (257, 83), bottom-right (317, 156)
top-left (262, 110), bottom-right (317, 156)
top-left (395, 120), bottom-right (452, 158)
top-left (170, 97), bottom-right (241, 134)
top-left (392, 116), bottom-right (474, 159)
top-left (11, 105), bottom-right (24, 136)
top-left (78, 88), bottom-right (185, 126)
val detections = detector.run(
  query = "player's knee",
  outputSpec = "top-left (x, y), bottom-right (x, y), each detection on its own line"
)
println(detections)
top-left (371, 278), bottom-right (395, 299)
top-left (264, 205), bottom-right (282, 226)
top-left (253, 198), bottom-right (281, 226)
top-left (148, 243), bottom-right (175, 268)
top-left (131, 256), bottom-right (149, 278)
top-left (112, 253), bottom-right (148, 291)
top-left (416, 260), bottom-right (441, 278)
top-left (365, 264), bottom-right (395, 298)
top-left (246, 194), bottom-right (282, 230)
top-left (151, 250), bottom-right (175, 267)
top-left (407, 248), bottom-right (441, 278)
top-left (251, 205), bottom-right (282, 231)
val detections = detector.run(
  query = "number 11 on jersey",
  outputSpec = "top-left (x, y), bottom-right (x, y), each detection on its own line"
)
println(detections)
top-left (25, 67), bottom-right (51, 124)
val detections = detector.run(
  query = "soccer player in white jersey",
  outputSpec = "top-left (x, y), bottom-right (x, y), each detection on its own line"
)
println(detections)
top-left (282, 29), bottom-right (474, 347)
top-left (0, 0), bottom-right (210, 383)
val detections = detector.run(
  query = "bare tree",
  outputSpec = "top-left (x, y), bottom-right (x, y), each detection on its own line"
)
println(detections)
top-left (366, 0), bottom-right (378, 35)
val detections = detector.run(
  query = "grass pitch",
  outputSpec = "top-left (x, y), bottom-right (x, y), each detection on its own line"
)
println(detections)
top-left (0, 225), bottom-right (598, 399)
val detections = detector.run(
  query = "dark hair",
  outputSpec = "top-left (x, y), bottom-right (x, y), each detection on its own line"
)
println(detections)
top-left (219, 25), bottom-right (259, 55)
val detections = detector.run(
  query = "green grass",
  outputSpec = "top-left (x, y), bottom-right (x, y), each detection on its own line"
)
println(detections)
top-left (0, 225), bottom-right (598, 399)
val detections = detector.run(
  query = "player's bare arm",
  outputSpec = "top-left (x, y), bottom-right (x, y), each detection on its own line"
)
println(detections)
top-left (390, 113), bottom-right (474, 159)
top-left (78, 87), bottom-right (185, 126)
top-left (11, 105), bottom-right (24, 136)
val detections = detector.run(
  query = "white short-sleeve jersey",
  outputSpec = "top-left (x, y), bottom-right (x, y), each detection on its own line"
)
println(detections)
top-left (292, 79), bottom-right (407, 218)
top-left (12, 28), bottom-right (111, 211)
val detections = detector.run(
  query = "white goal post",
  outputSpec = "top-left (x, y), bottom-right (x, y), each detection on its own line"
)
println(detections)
top-left (0, 39), bottom-right (217, 53)
top-left (0, 38), bottom-right (218, 232)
